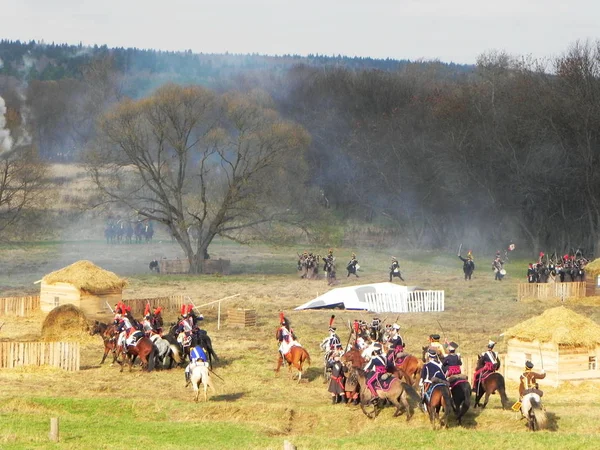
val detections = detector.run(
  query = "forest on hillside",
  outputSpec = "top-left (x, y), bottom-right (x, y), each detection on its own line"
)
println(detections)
top-left (1, 39), bottom-right (600, 258)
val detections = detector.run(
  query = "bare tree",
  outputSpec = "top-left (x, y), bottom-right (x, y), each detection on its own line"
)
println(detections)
top-left (87, 84), bottom-right (314, 272)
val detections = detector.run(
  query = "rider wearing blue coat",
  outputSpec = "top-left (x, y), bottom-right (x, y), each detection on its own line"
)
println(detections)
top-left (185, 345), bottom-right (208, 386)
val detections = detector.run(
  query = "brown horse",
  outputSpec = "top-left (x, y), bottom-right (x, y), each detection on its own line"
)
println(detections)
top-left (117, 334), bottom-right (156, 373)
top-left (391, 354), bottom-right (423, 387)
top-left (275, 346), bottom-right (311, 382)
top-left (90, 321), bottom-right (118, 365)
top-left (352, 367), bottom-right (418, 419)
top-left (424, 382), bottom-right (452, 429)
top-left (342, 348), bottom-right (367, 404)
top-left (473, 355), bottom-right (509, 409)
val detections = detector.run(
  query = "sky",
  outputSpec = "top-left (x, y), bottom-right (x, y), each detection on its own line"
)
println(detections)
top-left (2, 0), bottom-right (599, 64)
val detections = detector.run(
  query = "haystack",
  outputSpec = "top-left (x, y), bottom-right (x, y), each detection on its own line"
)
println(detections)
top-left (584, 258), bottom-right (600, 279)
top-left (41, 304), bottom-right (90, 342)
top-left (42, 260), bottom-right (127, 292)
top-left (40, 260), bottom-right (126, 316)
top-left (504, 306), bottom-right (600, 386)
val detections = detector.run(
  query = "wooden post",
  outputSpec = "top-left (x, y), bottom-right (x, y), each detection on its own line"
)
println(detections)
top-left (49, 417), bottom-right (59, 442)
top-left (283, 440), bottom-right (296, 450)
top-left (217, 301), bottom-right (221, 330)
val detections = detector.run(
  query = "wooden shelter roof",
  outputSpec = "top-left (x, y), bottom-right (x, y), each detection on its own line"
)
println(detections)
top-left (504, 306), bottom-right (600, 348)
top-left (42, 260), bottom-right (127, 292)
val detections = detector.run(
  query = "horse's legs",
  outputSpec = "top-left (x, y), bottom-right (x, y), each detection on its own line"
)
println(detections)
top-left (275, 355), bottom-right (283, 373)
top-left (482, 390), bottom-right (491, 408)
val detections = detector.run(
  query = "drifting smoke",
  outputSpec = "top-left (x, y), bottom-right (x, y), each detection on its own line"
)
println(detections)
top-left (0, 57), bottom-right (4, 69)
top-left (0, 96), bottom-right (13, 154)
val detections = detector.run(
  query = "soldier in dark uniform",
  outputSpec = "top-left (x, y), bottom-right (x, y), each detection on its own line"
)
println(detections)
top-left (527, 263), bottom-right (537, 283)
top-left (346, 252), bottom-right (359, 278)
top-left (473, 340), bottom-right (500, 392)
top-left (389, 257), bottom-right (404, 282)
top-left (323, 249), bottom-right (336, 286)
top-left (327, 346), bottom-right (346, 403)
top-left (442, 342), bottom-right (462, 377)
top-left (420, 348), bottom-right (447, 411)
top-left (458, 250), bottom-right (475, 280)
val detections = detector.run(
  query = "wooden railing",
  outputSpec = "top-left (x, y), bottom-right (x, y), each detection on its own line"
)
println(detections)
top-left (365, 290), bottom-right (445, 313)
top-left (0, 295), bottom-right (40, 316)
top-left (0, 341), bottom-right (80, 371)
top-left (122, 294), bottom-right (186, 315)
top-left (518, 282), bottom-right (586, 300)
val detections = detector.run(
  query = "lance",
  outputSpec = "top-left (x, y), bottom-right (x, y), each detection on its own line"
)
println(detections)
top-left (538, 341), bottom-right (544, 370)
top-left (208, 367), bottom-right (225, 382)
top-left (436, 319), bottom-right (448, 344)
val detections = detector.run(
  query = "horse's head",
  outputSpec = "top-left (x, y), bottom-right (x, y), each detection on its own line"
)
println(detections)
top-left (421, 345), bottom-right (429, 362)
top-left (90, 320), bottom-right (106, 336)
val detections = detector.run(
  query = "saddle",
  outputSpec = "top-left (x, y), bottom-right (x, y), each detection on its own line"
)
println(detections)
top-left (425, 382), bottom-right (447, 401)
top-left (373, 373), bottom-right (395, 392)
top-left (448, 374), bottom-right (468, 388)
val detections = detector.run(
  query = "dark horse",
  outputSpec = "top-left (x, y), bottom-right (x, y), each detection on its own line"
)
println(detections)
top-left (167, 324), bottom-right (218, 369)
top-left (423, 381), bottom-right (453, 429)
top-left (90, 321), bottom-right (118, 365)
top-left (448, 376), bottom-right (471, 426)
top-left (473, 355), bottom-right (509, 409)
top-left (117, 334), bottom-right (155, 373)
top-left (275, 346), bottom-right (311, 383)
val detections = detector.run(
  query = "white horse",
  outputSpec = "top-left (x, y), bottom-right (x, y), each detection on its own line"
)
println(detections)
top-left (190, 364), bottom-right (216, 402)
top-left (520, 392), bottom-right (547, 431)
top-left (149, 334), bottom-right (181, 369)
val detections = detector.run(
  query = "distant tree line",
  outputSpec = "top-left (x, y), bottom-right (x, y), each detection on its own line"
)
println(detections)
top-left (1, 39), bottom-right (599, 257)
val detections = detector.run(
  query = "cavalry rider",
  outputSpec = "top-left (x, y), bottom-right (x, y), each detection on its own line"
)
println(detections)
top-left (458, 250), bottom-right (475, 281)
top-left (389, 257), bottom-right (404, 282)
top-left (442, 342), bottom-right (463, 377)
top-left (419, 347), bottom-right (447, 410)
top-left (346, 252), bottom-right (359, 278)
top-left (277, 312), bottom-right (299, 362)
top-left (363, 343), bottom-right (387, 397)
top-left (473, 340), bottom-right (500, 392)
top-left (428, 334), bottom-right (447, 359)
top-left (519, 360), bottom-right (546, 400)
top-left (387, 324), bottom-right (408, 365)
top-left (141, 304), bottom-right (155, 337)
top-left (184, 345), bottom-right (209, 386)
top-left (114, 303), bottom-right (137, 353)
top-left (320, 315), bottom-right (341, 360)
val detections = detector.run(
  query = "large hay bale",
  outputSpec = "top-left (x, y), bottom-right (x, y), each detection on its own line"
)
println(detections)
top-left (42, 260), bottom-right (127, 292)
top-left (41, 304), bottom-right (90, 342)
top-left (585, 258), bottom-right (600, 279)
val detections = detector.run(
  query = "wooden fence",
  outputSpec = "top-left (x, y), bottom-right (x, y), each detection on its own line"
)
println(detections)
top-left (517, 282), bottom-right (586, 300)
top-left (0, 295), bottom-right (40, 316)
top-left (365, 290), bottom-right (445, 313)
top-left (460, 354), bottom-right (507, 381)
top-left (0, 341), bottom-right (80, 371)
top-left (122, 294), bottom-right (186, 315)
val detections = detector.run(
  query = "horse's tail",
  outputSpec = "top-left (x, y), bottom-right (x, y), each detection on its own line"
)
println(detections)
top-left (531, 398), bottom-right (547, 430)
top-left (495, 375), bottom-right (509, 409)
top-left (402, 382), bottom-right (421, 403)
top-left (170, 344), bottom-right (183, 364)
top-left (147, 346), bottom-right (155, 372)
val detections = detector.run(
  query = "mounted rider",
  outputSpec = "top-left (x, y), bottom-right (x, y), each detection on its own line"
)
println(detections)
top-left (420, 347), bottom-right (447, 411)
top-left (442, 342), bottom-right (463, 377)
top-left (277, 312), bottom-right (300, 361)
top-left (428, 334), bottom-right (447, 359)
top-left (114, 302), bottom-right (139, 353)
top-left (184, 345), bottom-right (209, 386)
top-left (141, 303), bottom-right (155, 337)
top-left (363, 343), bottom-right (387, 397)
top-left (387, 323), bottom-right (408, 365)
top-left (346, 252), bottom-right (359, 278)
top-left (473, 340), bottom-right (500, 392)
top-left (519, 360), bottom-right (546, 400)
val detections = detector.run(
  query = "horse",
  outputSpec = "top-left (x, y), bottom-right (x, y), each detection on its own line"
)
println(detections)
top-left (351, 367), bottom-right (418, 420)
top-left (423, 381), bottom-right (452, 429)
top-left (389, 353), bottom-right (423, 388)
top-left (448, 376), bottom-right (471, 426)
top-left (190, 364), bottom-right (216, 402)
top-left (520, 392), bottom-right (547, 431)
top-left (167, 324), bottom-right (218, 369)
top-left (341, 348), bottom-right (367, 404)
top-left (117, 334), bottom-right (155, 373)
top-left (90, 321), bottom-right (118, 365)
top-left (149, 333), bottom-right (182, 369)
top-left (275, 346), bottom-right (311, 382)
top-left (134, 221), bottom-right (144, 243)
top-left (473, 355), bottom-right (509, 409)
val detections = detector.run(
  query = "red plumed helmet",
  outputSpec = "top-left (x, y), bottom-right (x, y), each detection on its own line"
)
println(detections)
top-left (144, 303), bottom-right (150, 316)
top-left (154, 306), bottom-right (162, 315)
top-left (540, 252), bottom-right (544, 257)
top-left (279, 312), bottom-right (285, 324)
top-left (181, 304), bottom-right (186, 315)
top-left (186, 304), bottom-right (193, 314)
top-left (329, 315), bottom-right (335, 327)
top-left (353, 320), bottom-right (359, 334)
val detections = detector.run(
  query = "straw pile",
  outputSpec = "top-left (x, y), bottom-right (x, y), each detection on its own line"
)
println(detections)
top-left (42, 260), bottom-right (127, 292)
top-left (584, 258), bottom-right (600, 279)
top-left (41, 304), bottom-right (90, 341)
top-left (504, 306), bottom-right (600, 348)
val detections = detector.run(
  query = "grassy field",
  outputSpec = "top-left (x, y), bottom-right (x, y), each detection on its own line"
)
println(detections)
top-left (1, 242), bottom-right (600, 449)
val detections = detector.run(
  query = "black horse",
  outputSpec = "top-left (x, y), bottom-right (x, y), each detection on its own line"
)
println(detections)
top-left (167, 323), bottom-right (218, 369)
top-left (448, 377), bottom-right (471, 425)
